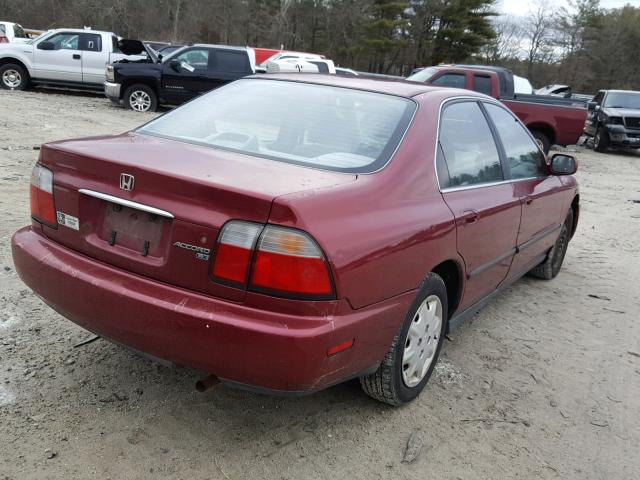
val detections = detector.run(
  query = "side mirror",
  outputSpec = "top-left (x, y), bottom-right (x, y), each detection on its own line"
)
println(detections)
top-left (587, 101), bottom-right (596, 111)
top-left (549, 153), bottom-right (578, 175)
top-left (169, 58), bottom-right (180, 71)
top-left (37, 41), bottom-right (55, 51)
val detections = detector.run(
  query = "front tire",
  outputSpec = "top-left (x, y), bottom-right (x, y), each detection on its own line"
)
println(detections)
top-left (529, 208), bottom-right (573, 280)
top-left (360, 273), bottom-right (448, 406)
top-left (0, 63), bottom-right (29, 90)
top-left (124, 84), bottom-right (158, 112)
top-left (594, 127), bottom-right (610, 152)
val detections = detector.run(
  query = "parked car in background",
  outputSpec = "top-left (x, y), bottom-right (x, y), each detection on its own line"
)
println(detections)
top-left (536, 84), bottom-right (593, 102)
top-left (584, 89), bottom-right (640, 151)
top-left (265, 57), bottom-right (335, 74)
top-left (407, 65), bottom-right (588, 152)
top-left (0, 21), bottom-right (29, 43)
top-left (144, 41), bottom-right (169, 54)
top-left (0, 28), bottom-right (147, 91)
top-left (105, 43), bottom-right (255, 111)
top-left (12, 75), bottom-right (579, 405)
top-left (513, 74), bottom-right (534, 94)
top-left (156, 44), bottom-right (183, 60)
top-left (255, 51), bottom-right (324, 73)
top-left (254, 47), bottom-right (281, 64)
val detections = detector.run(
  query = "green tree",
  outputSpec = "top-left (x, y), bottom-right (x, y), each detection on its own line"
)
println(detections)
top-left (362, 0), bottom-right (410, 73)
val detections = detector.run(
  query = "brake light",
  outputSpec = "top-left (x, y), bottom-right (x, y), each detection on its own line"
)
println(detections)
top-left (211, 221), bottom-right (262, 284)
top-left (29, 164), bottom-right (56, 227)
top-left (211, 222), bottom-right (334, 299)
top-left (251, 226), bottom-right (333, 297)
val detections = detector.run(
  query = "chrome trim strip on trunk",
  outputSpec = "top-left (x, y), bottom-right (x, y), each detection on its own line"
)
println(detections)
top-left (78, 189), bottom-right (175, 218)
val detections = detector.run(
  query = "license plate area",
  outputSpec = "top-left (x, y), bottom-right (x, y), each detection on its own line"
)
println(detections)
top-left (99, 203), bottom-right (166, 257)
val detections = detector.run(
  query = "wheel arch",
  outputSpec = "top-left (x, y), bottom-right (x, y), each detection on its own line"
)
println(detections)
top-left (0, 57), bottom-right (31, 77)
top-left (527, 122), bottom-right (556, 146)
top-left (120, 77), bottom-right (158, 99)
top-left (570, 194), bottom-right (579, 239)
top-left (431, 259), bottom-right (463, 320)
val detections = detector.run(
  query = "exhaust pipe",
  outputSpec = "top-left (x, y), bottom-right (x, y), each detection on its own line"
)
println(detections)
top-left (195, 374), bottom-right (220, 393)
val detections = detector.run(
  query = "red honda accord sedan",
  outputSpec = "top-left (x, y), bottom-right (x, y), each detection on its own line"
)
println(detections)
top-left (12, 75), bottom-right (579, 405)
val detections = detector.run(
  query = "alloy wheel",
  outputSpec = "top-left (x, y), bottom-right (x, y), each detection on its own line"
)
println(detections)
top-left (129, 90), bottom-right (151, 112)
top-left (402, 294), bottom-right (443, 388)
top-left (2, 69), bottom-right (21, 89)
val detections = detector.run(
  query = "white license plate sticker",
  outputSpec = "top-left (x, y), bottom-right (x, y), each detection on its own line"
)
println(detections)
top-left (56, 211), bottom-right (79, 230)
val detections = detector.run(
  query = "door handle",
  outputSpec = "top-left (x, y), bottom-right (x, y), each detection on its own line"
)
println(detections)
top-left (461, 209), bottom-right (480, 225)
top-left (73, 54), bottom-right (81, 60)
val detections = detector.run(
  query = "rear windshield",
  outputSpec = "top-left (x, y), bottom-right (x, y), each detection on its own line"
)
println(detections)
top-left (138, 79), bottom-right (416, 173)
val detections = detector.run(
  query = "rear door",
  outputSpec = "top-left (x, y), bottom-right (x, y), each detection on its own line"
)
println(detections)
top-left (483, 102), bottom-right (565, 276)
top-left (208, 48), bottom-right (252, 87)
top-left (437, 100), bottom-right (522, 310)
top-left (32, 31), bottom-right (83, 83)
top-left (79, 33), bottom-right (106, 85)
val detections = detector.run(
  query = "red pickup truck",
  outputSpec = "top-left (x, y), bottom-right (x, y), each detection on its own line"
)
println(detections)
top-left (407, 65), bottom-right (588, 152)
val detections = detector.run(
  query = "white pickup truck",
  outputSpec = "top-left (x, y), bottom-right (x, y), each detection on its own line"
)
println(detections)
top-left (0, 22), bottom-right (30, 43)
top-left (0, 28), bottom-right (145, 91)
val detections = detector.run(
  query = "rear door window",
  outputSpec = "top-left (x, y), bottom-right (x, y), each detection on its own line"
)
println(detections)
top-left (213, 49), bottom-right (250, 73)
top-left (432, 73), bottom-right (466, 89)
top-left (80, 33), bottom-right (102, 52)
top-left (484, 103), bottom-right (546, 179)
top-left (438, 101), bottom-right (503, 188)
top-left (473, 75), bottom-right (492, 96)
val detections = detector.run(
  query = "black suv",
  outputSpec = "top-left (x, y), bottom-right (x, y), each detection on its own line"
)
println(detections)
top-left (105, 43), bottom-right (255, 112)
top-left (584, 89), bottom-right (640, 151)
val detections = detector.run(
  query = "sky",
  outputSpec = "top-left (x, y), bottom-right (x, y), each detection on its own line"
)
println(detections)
top-left (498, 0), bottom-right (640, 15)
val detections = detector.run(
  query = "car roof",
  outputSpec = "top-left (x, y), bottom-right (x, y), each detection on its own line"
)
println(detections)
top-left (46, 28), bottom-right (115, 35)
top-left (189, 43), bottom-right (252, 52)
top-left (604, 89), bottom-right (640, 94)
top-left (248, 73), bottom-right (481, 99)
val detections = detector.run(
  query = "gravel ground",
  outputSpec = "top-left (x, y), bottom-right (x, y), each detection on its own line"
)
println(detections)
top-left (1, 88), bottom-right (639, 480)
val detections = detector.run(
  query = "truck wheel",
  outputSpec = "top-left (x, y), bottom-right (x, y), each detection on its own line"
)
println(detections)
top-left (360, 273), bottom-right (448, 406)
top-left (529, 209), bottom-right (573, 280)
top-left (531, 131), bottom-right (550, 154)
top-left (124, 84), bottom-right (158, 112)
top-left (593, 128), bottom-right (610, 152)
top-left (0, 63), bottom-right (29, 90)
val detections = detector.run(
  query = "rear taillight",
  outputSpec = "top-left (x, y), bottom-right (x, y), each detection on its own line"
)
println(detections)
top-left (30, 164), bottom-right (57, 227)
top-left (211, 221), bottom-right (334, 299)
top-left (211, 221), bottom-right (262, 285)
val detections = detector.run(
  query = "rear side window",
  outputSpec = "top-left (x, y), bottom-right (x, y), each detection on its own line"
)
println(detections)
top-left (438, 101), bottom-right (503, 188)
top-left (473, 75), bottom-right (492, 96)
top-left (138, 79), bottom-right (416, 173)
top-left (81, 33), bottom-right (102, 52)
top-left (214, 50), bottom-right (250, 73)
top-left (484, 103), bottom-right (546, 179)
top-left (432, 73), bottom-right (466, 89)
top-left (310, 61), bottom-right (329, 73)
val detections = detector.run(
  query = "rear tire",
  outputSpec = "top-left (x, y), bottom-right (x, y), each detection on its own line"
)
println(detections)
top-left (531, 131), bottom-right (551, 154)
top-left (360, 273), bottom-right (448, 406)
top-left (593, 127), bottom-right (610, 152)
top-left (124, 84), bottom-right (158, 112)
top-left (529, 208), bottom-right (573, 280)
top-left (0, 63), bottom-right (29, 90)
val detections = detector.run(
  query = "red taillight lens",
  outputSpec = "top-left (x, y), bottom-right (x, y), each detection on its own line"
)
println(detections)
top-left (211, 221), bottom-right (262, 284)
top-left (250, 226), bottom-right (333, 297)
top-left (211, 222), bottom-right (335, 299)
top-left (29, 164), bottom-right (57, 227)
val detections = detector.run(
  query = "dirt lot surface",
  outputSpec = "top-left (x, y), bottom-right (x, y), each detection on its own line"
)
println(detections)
top-left (1, 88), bottom-right (639, 480)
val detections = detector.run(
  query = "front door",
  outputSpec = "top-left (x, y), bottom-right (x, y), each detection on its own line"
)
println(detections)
top-left (483, 103), bottom-right (566, 275)
top-left (33, 31), bottom-right (83, 83)
top-left (161, 47), bottom-right (212, 103)
top-left (437, 100), bottom-right (521, 310)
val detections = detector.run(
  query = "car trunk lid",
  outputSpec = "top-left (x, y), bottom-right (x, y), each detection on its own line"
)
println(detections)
top-left (38, 132), bottom-right (356, 301)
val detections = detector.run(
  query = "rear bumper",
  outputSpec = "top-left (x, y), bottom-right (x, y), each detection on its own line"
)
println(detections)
top-left (104, 81), bottom-right (121, 102)
top-left (11, 226), bottom-right (412, 394)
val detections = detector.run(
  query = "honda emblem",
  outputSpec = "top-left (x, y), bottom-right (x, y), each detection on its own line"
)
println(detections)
top-left (119, 173), bottom-right (135, 191)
